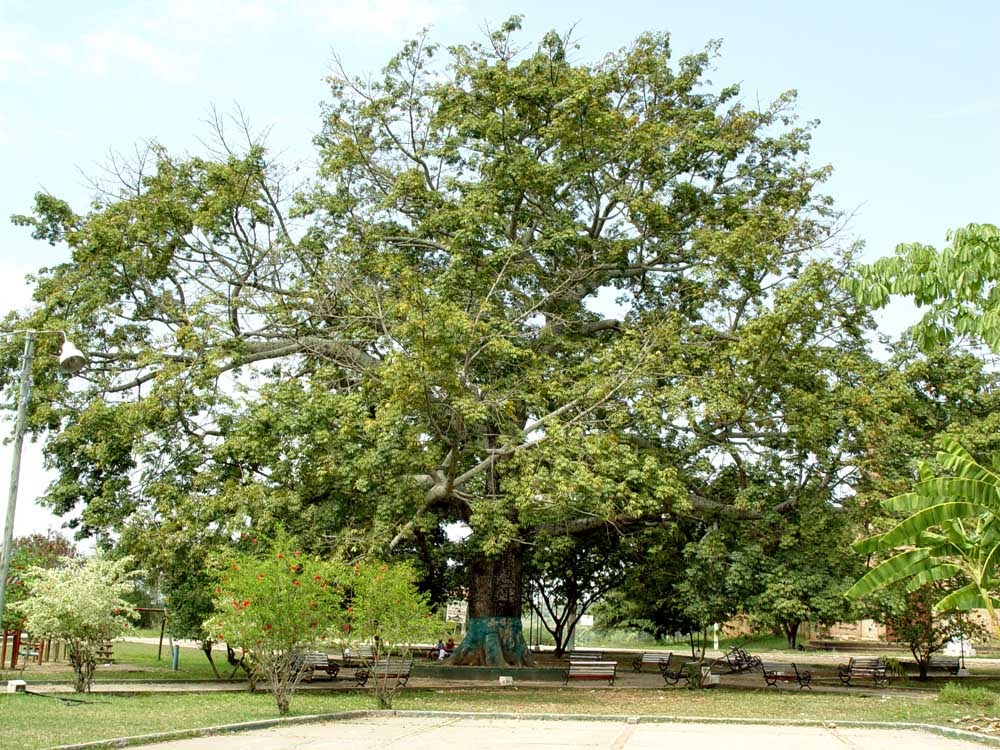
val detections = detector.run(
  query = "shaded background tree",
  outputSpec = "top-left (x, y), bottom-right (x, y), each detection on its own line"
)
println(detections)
top-left (2, 532), bottom-right (76, 631)
top-left (523, 529), bottom-right (631, 656)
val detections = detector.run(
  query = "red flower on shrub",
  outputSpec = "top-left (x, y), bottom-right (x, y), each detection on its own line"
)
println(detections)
top-left (232, 564), bottom-right (239, 571)
top-left (215, 586), bottom-right (222, 593)
top-left (277, 553), bottom-right (284, 559)
top-left (314, 575), bottom-right (323, 581)
top-left (257, 573), bottom-right (265, 581)
top-left (293, 580), bottom-right (300, 586)
top-left (294, 550), bottom-right (302, 557)
top-left (242, 599), bottom-right (250, 608)
top-left (309, 621), bottom-right (317, 628)
top-left (263, 624), bottom-right (273, 630)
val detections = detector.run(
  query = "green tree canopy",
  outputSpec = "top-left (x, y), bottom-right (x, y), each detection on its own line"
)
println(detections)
top-left (845, 223), bottom-right (1000, 351)
top-left (4, 20), bottom-right (870, 665)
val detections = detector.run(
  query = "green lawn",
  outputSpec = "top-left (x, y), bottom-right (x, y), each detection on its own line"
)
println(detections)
top-left (0, 686), bottom-right (996, 750)
top-left (4, 638), bottom-right (1000, 750)
top-left (1, 640), bottom-right (226, 683)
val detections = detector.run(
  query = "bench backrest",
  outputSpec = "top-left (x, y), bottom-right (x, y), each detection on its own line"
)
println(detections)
top-left (344, 644), bottom-right (377, 661)
top-left (849, 657), bottom-right (883, 669)
top-left (568, 650), bottom-right (603, 660)
top-left (640, 652), bottom-right (669, 663)
top-left (296, 650), bottom-right (330, 667)
top-left (371, 657), bottom-right (414, 675)
top-left (567, 661), bottom-right (616, 675)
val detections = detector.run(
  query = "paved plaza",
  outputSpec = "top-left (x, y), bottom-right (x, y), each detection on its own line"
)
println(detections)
top-left (132, 715), bottom-right (990, 750)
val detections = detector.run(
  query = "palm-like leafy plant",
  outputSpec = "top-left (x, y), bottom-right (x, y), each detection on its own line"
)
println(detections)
top-left (846, 437), bottom-right (1000, 636)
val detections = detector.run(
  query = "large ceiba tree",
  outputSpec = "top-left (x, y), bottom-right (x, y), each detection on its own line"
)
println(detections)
top-left (4, 20), bottom-right (865, 665)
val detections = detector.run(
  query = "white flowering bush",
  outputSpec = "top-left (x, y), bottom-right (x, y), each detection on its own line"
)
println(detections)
top-left (20, 554), bottom-right (141, 692)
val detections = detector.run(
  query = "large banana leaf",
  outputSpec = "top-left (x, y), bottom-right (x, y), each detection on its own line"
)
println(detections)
top-left (914, 478), bottom-right (1000, 510)
top-left (937, 437), bottom-right (1000, 484)
top-left (983, 540), bottom-right (1000, 575)
top-left (904, 564), bottom-right (964, 592)
top-left (848, 441), bottom-right (1000, 626)
top-left (882, 492), bottom-right (941, 513)
top-left (880, 502), bottom-right (991, 546)
top-left (845, 549), bottom-right (931, 600)
top-left (934, 582), bottom-right (993, 612)
top-left (852, 534), bottom-right (885, 555)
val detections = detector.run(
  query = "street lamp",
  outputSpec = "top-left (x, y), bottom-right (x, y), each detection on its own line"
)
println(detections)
top-left (0, 330), bottom-right (88, 629)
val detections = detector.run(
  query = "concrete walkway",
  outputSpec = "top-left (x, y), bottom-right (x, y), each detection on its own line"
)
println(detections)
top-left (116, 715), bottom-right (994, 750)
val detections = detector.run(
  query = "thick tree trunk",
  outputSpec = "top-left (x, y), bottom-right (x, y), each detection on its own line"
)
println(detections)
top-left (783, 621), bottom-right (800, 650)
top-left (450, 546), bottom-right (533, 667)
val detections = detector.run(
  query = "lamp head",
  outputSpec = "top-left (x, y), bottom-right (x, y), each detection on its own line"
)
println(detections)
top-left (58, 339), bottom-right (87, 374)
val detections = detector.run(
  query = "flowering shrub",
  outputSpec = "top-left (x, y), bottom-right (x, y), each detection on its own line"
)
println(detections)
top-left (19, 554), bottom-right (141, 692)
top-left (340, 560), bottom-right (438, 709)
top-left (205, 531), bottom-right (344, 714)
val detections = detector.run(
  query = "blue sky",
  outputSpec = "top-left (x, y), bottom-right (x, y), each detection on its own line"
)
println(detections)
top-left (1, 0), bottom-right (998, 538)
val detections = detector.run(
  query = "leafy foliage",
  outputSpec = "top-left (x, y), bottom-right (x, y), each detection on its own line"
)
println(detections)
top-left (524, 530), bottom-right (630, 656)
top-left (883, 585), bottom-right (984, 680)
top-left (205, 530), bottom-right (345, 714)
top-left (3, 20), bottom-right (872, 666)
top-left (731, 498), bottom-right (862, 648)
top-left (846, 438), bottom-right (1000, 635)
top-left (2, 532), bottom-right (76, 630)
top-left (846, 223), bottom-right (1000, 351)
top-left (341, 559), bottom-right (438, 708)
top-left (19, 554), bottom-right (141, 692)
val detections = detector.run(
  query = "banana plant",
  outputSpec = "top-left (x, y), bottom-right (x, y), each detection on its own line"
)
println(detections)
top-left (846, 437), bottom-right (1000, 636)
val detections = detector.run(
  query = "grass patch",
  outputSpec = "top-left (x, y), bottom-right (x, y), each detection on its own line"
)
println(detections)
top-left (0, 641), bottom-right (227, 683)
top-left (938, 682), bottom-right (997, 707)
top-left (0, 686), bottom-right (992, 750)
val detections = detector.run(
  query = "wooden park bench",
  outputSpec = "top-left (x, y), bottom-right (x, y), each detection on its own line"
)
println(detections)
top-left (721, 646), bottom-right (761, 673)
top-left (340, 644), bottom-right (377, 668)
top-left (354, 657), bottom-right (414, 687)
top-left (837, 656), bottom-right (889, 687)
top-left (563, 660), bottom-right (617, 686)
top-left (760, 661), bottom-right (812, 689)
top-left (927, 656), bottom-right (961, 675)
top-left (631, 651), bottom-right (671, 673)
top-left (659, 655), bottom-right (693, 687)
top-left (293, 650), bottom-right (340, 681)
top-left (567, 649), bottom-right (604, 661)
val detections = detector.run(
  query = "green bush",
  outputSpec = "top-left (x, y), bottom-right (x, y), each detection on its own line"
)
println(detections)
top-left (937, 682), bottom-right (996, 707)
